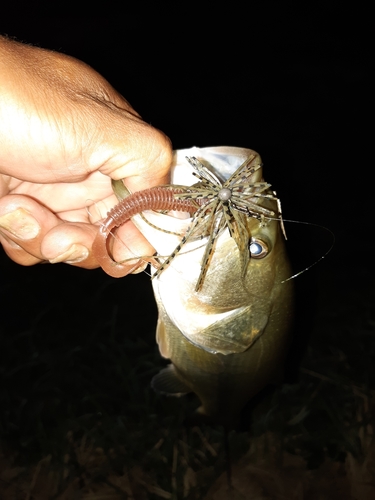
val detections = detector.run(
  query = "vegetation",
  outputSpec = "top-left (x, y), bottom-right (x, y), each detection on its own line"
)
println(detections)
top-left (1, 250), bottom-right (374, 499)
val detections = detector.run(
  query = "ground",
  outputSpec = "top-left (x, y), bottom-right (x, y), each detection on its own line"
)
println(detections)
top-left (1, 244), bottom-right (374, 499)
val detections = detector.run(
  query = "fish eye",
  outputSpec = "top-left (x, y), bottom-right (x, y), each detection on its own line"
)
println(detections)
top-left (249, 238), bottom-right (269, 259)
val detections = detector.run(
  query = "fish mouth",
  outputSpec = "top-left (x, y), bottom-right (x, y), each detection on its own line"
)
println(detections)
top-left (171, 304), bottom-right (271, 355)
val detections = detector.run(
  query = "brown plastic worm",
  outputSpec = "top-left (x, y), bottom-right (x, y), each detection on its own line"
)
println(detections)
top-left (92, 187), bottom-right (200, 278)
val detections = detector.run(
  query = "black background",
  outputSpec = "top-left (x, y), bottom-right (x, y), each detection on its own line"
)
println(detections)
top-left (0, 7), bottom-right (373, 415)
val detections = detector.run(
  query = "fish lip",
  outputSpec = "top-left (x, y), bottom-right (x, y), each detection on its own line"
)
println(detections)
top-left (172, 305), bottom-right (271, 355)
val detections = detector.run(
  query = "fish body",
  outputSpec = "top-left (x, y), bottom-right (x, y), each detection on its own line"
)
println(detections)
top-left (130, 147), bottom-right (293, 424)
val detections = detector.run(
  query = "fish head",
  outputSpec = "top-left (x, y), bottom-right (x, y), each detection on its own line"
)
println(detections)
top-left (132, 147), bottom-right (292, 356)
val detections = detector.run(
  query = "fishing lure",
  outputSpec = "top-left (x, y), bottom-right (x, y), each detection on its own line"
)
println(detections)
top-left (152, 154), bottom-right (285, 291)
top-left (93, 153), bottom-right (285, 291)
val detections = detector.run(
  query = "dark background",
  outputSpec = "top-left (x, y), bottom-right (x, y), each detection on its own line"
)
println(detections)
top-left (1, 11), bottom-right (373, 319)
top-left (0, 7), bottom-right (373, 452)
top-left (1, 10), bottom-right (372, 257)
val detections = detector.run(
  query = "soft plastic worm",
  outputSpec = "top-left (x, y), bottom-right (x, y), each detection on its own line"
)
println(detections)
top-left (92, 187), bottom-right (199, 278)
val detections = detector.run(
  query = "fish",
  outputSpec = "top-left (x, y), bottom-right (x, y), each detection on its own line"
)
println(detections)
top-left (96, 146), bottom-right (294, 425)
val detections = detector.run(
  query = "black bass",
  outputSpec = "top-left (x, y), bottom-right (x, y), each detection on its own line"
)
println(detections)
top-left (93, 146), bottom-right (294, 424)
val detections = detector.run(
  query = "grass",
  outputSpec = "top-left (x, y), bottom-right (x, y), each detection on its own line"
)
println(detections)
top-left (0, 248), bottom-right (374, 499)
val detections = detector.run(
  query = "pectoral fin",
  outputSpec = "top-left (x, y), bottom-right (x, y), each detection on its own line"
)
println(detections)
top-left (155, 317), bottom-right (171, 359)
top-left (151, 365), bottom-right (192, 396)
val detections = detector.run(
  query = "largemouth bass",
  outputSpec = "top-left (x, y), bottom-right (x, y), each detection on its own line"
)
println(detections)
top-left (94, 146), bottom-right (294, 424)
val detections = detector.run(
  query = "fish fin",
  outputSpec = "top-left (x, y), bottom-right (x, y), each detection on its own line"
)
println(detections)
top-left (155, 318), bottom-right (171, 359)
top-left (151, 365), bottom-right (192, 397)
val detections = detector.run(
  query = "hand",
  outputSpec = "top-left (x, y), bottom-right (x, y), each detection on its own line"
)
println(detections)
top-left (0, 36), bottom-right (172, 272)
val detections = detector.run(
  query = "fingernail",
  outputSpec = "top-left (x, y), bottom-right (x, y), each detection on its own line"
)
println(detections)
top-left (131, 260), bottom-right (148, 274)
top-left (49, 244), bottom-right (89, 264)
top-left (0, 208), bottom-right (40, 240)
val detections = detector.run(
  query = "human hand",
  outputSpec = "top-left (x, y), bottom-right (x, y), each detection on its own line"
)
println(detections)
top-left (0, 36), bottom-right (172, 273)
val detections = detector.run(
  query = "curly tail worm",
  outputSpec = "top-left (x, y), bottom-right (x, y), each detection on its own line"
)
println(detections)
top-left (92, 187), bottom-right (199, 278)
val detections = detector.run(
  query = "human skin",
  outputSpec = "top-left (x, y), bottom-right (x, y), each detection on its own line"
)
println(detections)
top-left (0, 35), bottom-right (172, 273)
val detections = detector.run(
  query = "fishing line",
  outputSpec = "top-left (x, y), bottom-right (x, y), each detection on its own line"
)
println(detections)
top-left (90, 192), bottom-right (334, 285)
top-left (153, 214), bottom-right (335, 284)
top-left (258, 213), bottom-right (335, 282)
top-left (85, 198), bottom-right (108, 224)
top-left (279, 218), bottom-right (335, 282)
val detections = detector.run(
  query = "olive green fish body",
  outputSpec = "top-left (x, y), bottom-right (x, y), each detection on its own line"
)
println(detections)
top-left (152, 212), bottom-right (293, 424)
top-left (130, 147), bottom-right (293, 424)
